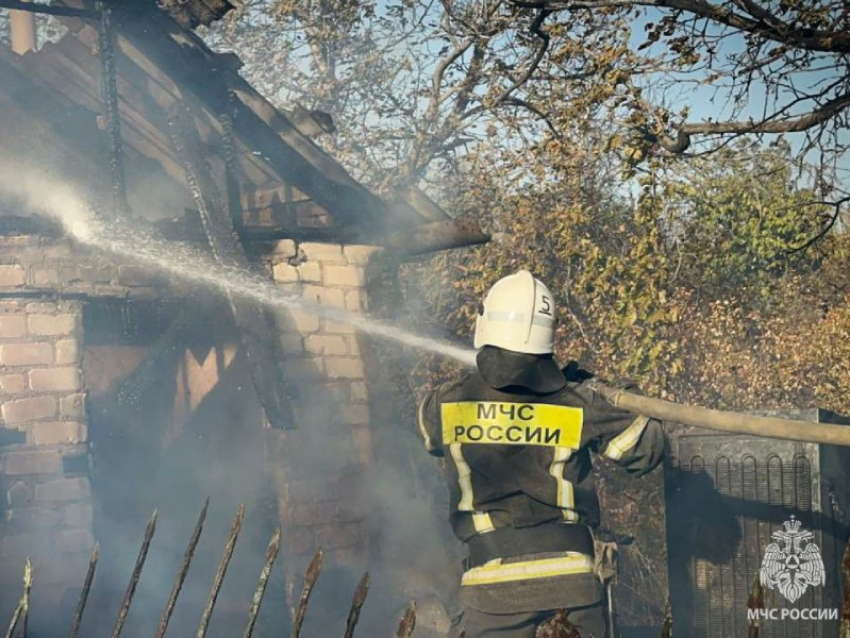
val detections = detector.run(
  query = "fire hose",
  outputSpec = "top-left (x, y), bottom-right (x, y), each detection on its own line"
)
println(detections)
top-left (589, 381), bottom-right (850, 447)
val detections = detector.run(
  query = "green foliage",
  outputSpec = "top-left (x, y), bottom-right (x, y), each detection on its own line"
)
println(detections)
top-left (664, 142), bottom-right (829, 298)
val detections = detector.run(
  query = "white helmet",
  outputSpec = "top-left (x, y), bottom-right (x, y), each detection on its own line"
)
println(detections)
top-left (474, 270), bottom-right (556, 355)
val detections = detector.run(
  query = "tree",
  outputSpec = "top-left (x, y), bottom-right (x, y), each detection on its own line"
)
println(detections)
top-left (202, 1), bottom-right (636, 192)
top-left (513, 0), bottom-right (850, 193)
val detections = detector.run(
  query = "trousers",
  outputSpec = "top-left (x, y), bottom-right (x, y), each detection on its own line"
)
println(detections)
top-left (456, 599), bottom-right (609, 638)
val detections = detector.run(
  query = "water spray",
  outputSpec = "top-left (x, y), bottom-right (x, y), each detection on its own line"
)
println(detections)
top-left (2, 166), bottom-right (849, 447)
top-left (0, 165), bottom-right (476, 367)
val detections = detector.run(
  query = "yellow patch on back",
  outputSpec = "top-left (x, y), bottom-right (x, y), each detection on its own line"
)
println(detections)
top-left (441, 402), bottom-right (583, 448)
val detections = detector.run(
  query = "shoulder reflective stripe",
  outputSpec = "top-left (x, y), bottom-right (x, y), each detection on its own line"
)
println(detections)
top-left (461, 552), bottom-right (595, 586)
top-left (441, 402), bottom-right (583, 448)
top-left (548, 447), bottom-right (577, 520)
top-left (417, 398), bottom-right (435, 451)
top-left (450, 444), bottom-right (475, 511)
top-left (562, 509), bottom-right (580, 522)
top-left (471, 512), bottom-right (495, 534)
top-left (603, 415), bottom-right (650, 461)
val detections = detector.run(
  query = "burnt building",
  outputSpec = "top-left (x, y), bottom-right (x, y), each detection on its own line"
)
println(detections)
top-left (0, 2), bottom-right (485, 634)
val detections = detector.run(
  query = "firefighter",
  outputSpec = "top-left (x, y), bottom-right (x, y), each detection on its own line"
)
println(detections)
top-left (416, 270), bottom-right (666, 638)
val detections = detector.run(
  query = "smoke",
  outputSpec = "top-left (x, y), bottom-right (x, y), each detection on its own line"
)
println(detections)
top-left (0, 163), bottom-right (98, 241)
top-left (0, 159), bottom-right (466, 635)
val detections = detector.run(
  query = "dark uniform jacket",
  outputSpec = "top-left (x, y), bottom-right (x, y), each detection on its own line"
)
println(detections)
top-left (416, 347), bottom-right (666, 613)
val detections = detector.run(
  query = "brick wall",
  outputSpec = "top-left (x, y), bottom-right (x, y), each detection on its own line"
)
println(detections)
top-left (263, 240), bottom-right (385, 573)
top-left (0, 235), bottom-right (164, 298)
top-left (0, 299), bottom-right (93, 598)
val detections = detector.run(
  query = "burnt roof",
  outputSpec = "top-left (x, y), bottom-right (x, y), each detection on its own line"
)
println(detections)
top-left (0, 0), bottom-right (486, 251)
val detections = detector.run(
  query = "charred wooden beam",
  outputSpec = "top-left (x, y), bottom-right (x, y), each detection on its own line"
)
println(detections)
top-left (0, 0), bottom-right (98, 19)
top-left (167, 101), bottom-right (297, 430)
top-left (384, 218), bottom-right (490, 256)
top-left (97, 0), bottom-right (129, 217)
top-left (107, 5), bottom-right (390, 238)
top-left (283, 106), bottom-right (337, 139)
top-left (69, 543), bottom-right (100, 638)
top-left (392, 184), bottom-right (452, 223)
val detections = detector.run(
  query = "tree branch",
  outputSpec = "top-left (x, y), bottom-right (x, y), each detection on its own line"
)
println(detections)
top-left (515, 0), bottom-right (850, 53)
top-left (786, 196), bottom-right (850, 253)
top-left (491, 9), bottom-right (552, 106)
top-left (657, 91), bottom-right (850, 152)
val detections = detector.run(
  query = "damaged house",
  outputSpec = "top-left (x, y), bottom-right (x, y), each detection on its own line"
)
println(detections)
top-left (0, 1), bottom-right (487, 634)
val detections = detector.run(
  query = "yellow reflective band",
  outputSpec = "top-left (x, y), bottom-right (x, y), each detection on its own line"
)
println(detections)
top-left (549, 447), bottom-right (578, 520)
top-left (441, 402), bottom-right (583, 448)
top-left (417, 398), bottom-right (436, 452)
top-left (461, 552), bottom-right (595, 586)
top-left (450, 444), bottom-right (475, 511)
top-left (604, 415), bottom-right (650, 461)
top-left (472, 512), bottom-right (495, 534)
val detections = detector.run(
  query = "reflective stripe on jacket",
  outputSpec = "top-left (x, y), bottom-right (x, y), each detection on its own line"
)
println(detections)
top-left (416, 362), bottom-right (666, 612)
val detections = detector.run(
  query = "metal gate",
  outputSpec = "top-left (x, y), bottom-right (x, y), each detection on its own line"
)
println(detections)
top-left (665, 409), bottom-right (850, 638)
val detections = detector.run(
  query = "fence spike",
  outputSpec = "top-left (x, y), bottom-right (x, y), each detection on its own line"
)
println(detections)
top-left (111, 510), bottom-right (157, 638)
top-left (154, 498), bottom-right (209, 638)
top-left (196, 503), bottom-right (245, 638)
top-left (4, 559), bottom-right (32, 638)
top-left (395, 600), bottom-right (416, 638)
top-left (660, 598), bottom-right (673, 638)
top-left (748, 571), bottom-right (763, 638)
top-left (841, 534), bottom-right (849, 638)
top-left (242, 526), bottom-right (281, 638)
top-left (291, 549), bottom-right (323, 638)
top-left (20, 557), bottom-right (31, 638)
top-left (343, 572), bottom-right (370, 638)
top-left (69, 543), bottom-right (100, 638)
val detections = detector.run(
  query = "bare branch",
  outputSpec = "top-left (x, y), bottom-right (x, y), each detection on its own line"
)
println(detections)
top-left (491, 9), bottom-right (552, 105)
top-left (657, 91), bottom-right (850, 152)
top-left (515, 0), bottom-right (850, 53)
